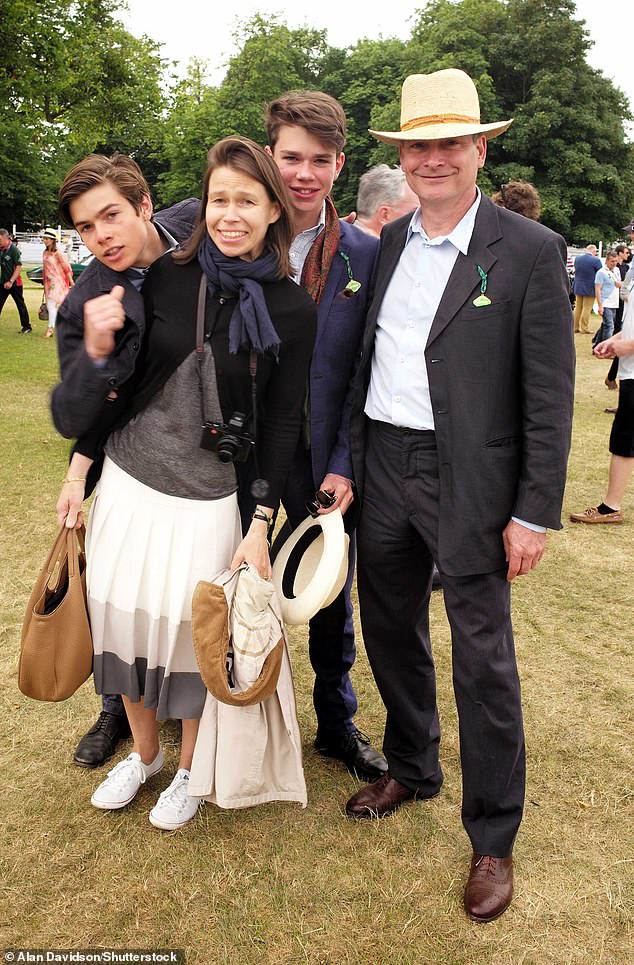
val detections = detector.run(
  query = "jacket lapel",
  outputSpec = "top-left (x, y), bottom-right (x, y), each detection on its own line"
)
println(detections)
top-left (362, 217), bottom-right (409, 357)
top-left (313, 222), bottom-right (350, 353)
top-left (427, 195), bottom-right (502, 346)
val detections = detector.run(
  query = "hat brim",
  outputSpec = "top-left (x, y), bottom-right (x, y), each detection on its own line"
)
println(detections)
top-left (271, 511), bottom-right (349, 626)
top-left (621, 224), bottom-right (634, 233)
top-left (369, 118), bottom-right (513, 145)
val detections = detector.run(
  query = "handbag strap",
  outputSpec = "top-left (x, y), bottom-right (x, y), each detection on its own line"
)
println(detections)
top-left (44, 524), bottom-right (85, 581)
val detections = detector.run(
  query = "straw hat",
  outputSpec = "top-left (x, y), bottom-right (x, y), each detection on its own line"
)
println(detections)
top-left (370, 69), bottom-right (513, 145)
top-left (42, 227), bottom-right (58, 240)
top-left (271, 510), bottom-right (349, 626)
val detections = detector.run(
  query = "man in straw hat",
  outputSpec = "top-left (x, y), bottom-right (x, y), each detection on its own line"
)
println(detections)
top-left (347, 68), bottom-right (575, 921)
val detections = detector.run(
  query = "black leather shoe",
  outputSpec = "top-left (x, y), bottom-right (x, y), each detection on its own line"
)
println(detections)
top-left (315, 728), bottom-right (387, 781)
top-left (73, 711), bottom-right (132, 767)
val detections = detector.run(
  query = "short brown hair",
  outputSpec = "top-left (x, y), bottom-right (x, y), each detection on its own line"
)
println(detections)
top-left (175, 136), bottom-right (294, 279)
top-left (490, 180), bottom-right (541, 221)
top-left (265, 91), bottom-right (346, 153)
top-left (58, 154), bottom-right (151, 227)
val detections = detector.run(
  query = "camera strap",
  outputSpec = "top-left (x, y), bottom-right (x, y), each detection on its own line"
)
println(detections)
top-left (196, 274), bottom-right (259, 446)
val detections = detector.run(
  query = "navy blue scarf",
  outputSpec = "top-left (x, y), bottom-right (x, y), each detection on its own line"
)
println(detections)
top-left (197, 238), bottom-right (281, 355)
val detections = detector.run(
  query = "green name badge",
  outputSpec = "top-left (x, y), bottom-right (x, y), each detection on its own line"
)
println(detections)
top-left (344, 279), bottom-right (361, 296)
top-left (472, 294), bottom-right (492, 307)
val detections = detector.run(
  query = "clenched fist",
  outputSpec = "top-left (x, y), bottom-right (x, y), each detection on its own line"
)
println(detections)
top-left (84, 285), bottom-right (125, 361)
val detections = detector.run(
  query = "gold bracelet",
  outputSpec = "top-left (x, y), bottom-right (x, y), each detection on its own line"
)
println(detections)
top-left (63, 476), bottom-right (86, 484)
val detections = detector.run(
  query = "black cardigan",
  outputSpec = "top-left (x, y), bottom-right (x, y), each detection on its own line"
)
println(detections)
top-left (75, 254), bottom-right (317, 506)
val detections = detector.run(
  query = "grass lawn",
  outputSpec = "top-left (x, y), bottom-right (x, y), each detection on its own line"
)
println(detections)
top-left (0, 282), bottom-right (632, 963)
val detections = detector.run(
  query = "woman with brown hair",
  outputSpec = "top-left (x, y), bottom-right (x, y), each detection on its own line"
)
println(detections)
top-left (490, 180), bottom-right (541, 221)
top-left (41, 227), bottom-right (74, 337)
top-left (57, 137), bottom-right (317, 829)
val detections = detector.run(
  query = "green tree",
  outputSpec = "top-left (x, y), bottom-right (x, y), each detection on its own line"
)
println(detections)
top-left (371, 0), bottom-right (634, 242)
top-left (155, 15), bottom-right (329, 207)
top-left (319, 37), bottom-right (413, 214)
top-left (1, 0), bottom-right (166, 226)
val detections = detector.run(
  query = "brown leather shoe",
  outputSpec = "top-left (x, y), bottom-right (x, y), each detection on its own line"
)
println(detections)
top-left (463, 853), bottom-right (513, 922)
top-left (570, 506), bottom-right (624, 524)
top-left (345, 772), bottom-right (417, 819)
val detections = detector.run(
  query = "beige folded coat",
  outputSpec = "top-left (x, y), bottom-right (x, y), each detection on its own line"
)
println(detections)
top-left (188, 566), bottom-right (307, 809)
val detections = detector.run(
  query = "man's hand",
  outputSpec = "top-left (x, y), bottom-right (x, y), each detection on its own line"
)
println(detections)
top-left (84, 285), bottom-right (125, 361)
top-left (317, 473), bottom-right (354, 515)
top-left (502, 519), bottom-right (547, 582)
top-left (3, 280), bottom-right (12, 289)
top-left (594, 334), bottom-right (619, 358)
top-left (595, 333), bottom-right (634, 359)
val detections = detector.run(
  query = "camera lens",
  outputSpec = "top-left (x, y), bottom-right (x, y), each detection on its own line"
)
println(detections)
top-left (217, 435), bottom-right (239, 463)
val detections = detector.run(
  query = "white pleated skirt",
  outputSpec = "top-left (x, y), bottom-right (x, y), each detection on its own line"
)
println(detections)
top-left (86, 456), bottom-right (241, 720)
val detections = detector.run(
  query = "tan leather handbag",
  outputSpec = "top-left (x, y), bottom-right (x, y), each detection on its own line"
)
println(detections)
top-left (18, 525), bottom-right (92, 701)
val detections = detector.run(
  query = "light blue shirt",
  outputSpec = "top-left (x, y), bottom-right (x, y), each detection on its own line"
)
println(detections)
top-left (366, 191), bottom-right (480, 429)
top-left (365, 188), bottom-right (544, 534)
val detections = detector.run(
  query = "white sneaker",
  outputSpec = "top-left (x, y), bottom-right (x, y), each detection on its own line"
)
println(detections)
top-left (91, 750), bottom-right (164, 810)
top-left (149, 769), bottom-right (201, 830)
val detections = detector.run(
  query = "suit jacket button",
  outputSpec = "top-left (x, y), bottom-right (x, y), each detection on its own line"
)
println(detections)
top-left (107, 377), bottom-right (117, 387)
top-left (436, 408), bottom-right (448, 414)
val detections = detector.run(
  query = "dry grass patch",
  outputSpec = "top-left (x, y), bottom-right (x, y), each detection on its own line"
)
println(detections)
top-left (0, 298), bottom-right (632, 964)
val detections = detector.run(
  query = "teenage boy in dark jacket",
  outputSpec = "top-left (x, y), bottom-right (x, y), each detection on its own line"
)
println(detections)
top-left (51, 153), bottom-right (198, 767)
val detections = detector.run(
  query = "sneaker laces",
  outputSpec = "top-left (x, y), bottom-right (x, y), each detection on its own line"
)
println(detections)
top-left (156, 774), bottom-right (192, 814)
top-left (103, 755), bottom-right (148, 791)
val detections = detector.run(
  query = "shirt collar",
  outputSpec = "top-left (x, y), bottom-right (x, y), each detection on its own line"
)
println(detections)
top-left (294, 201), bottom-right (327, 243)
top-left (124, 221), bottom-right (179, 284)
top-left (406, 188), bottom-right (481, 255)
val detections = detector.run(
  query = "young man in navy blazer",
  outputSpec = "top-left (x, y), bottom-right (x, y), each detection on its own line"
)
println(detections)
top-left (264, 91), bottom-right (386, 781)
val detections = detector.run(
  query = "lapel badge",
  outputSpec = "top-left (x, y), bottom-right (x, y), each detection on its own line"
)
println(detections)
top-left (473, 264), bottom-right (492, 307)
top-left (339, 251), bottom-right (361, 298)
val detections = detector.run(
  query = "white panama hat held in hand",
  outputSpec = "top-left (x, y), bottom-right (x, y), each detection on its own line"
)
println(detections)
top-left (271, 510), bottom-right (349, 626)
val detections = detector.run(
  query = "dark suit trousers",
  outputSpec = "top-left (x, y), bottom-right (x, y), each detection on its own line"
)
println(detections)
top-left (357, 420), bottom-right (525, 857)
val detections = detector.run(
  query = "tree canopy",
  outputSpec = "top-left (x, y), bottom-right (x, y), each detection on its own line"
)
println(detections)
top-left (2, 0), bottom-right (633, 243)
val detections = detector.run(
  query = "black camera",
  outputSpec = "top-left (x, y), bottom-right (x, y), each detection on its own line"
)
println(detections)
top-left (305, 488), bottom-right (336, 517)
top-left (200, 411), bottom-right (254, 464)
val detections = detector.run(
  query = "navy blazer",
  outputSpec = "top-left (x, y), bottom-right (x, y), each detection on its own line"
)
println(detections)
top-left (307, 219), bottom-right (379, 485)
top-left (51, 199), bottom-right (199, 439)
top-left (350, 195), bottom-right (575, 576)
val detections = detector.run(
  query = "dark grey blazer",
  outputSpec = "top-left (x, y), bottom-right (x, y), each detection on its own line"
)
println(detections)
top-left (350, 194), bottom-right (575, 576)
top-left (51, 199), bottom-right (199, 439)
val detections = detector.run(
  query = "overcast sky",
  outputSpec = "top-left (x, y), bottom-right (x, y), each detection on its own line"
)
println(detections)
top-left (121, 0), bottom-right (633, 119)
